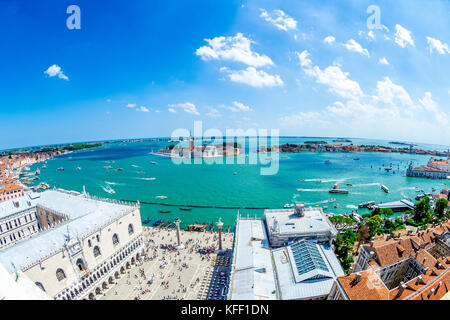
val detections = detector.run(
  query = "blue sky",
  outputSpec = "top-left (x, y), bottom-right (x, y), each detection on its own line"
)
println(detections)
top-left (0, 0), bottom-right (449, 149)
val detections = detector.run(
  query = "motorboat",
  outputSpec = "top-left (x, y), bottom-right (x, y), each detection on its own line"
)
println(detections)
top-left (57, 167), bottom-right (64, 171)
top-left (358, 201), bottom-right (376, 209)
top-left (329, 189), bottom-right (349, 194)
top-left (143, 217), bottom-right (153, 224)
top-left (117, 168), bottom-right (124, 171)
top-left (156, 195), bottom-right (168, 199)
top-left (381, 185), bottom-right (389, 193)
top-left (179, 207), bottom-right (192, 211)
top-left (283, 203), bottom-right (295, 208)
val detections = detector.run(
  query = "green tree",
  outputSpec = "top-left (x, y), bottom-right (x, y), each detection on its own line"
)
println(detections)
top-left (333, 229), bottom-right (357, 274)
top-left (366, 215), bottom-right (383, 237)
top-left (414, 197), bottom-right (430, 222)
top-left (434, 198), bottom-right (448, 219)
top-left (381, 208), bottom-right (395, 218)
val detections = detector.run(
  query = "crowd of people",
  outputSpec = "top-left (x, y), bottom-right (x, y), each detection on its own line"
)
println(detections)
top-left (104, 226), bottom-right (233, 300)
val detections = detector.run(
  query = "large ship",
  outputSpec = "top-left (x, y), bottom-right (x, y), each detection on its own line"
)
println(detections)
top-left (329, 182), bottom-right (349, 194)
top-left (329, 189), bottom-right (349, 194)
top-left (332, 139), bottom-right (352, 142)
top-left (358, 201), bottom-right (376, 209)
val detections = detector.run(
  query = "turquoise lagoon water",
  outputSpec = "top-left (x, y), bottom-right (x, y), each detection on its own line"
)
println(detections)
top-left (29, 137), bottom-right (450, 229)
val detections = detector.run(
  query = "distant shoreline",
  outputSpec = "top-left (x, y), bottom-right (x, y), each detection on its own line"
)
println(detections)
top-left (3, 136), bottom-right (450, 153)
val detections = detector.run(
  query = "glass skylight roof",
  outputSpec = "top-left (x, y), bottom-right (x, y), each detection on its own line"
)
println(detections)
top-left (290, 240), bottom-right (329, 276)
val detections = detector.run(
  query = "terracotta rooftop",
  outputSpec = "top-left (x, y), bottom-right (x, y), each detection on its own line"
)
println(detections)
top-left (337, 269), bottom-right (389, 300)
top-left (390, 267), bottom-right (450, 300)
top-left (363, 220), bottom-right (450, 268)
top-left (413, 166), bottom-right (445, 172)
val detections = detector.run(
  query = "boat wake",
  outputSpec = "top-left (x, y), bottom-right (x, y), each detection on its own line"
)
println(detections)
top-left (352, 182), bottom-right (381, 187)
top-left (304, 200), bottom-right (331, 205)
top-left (301, 177), bottom-right (356, 183)
top-left (100, 184), bottom-right (116, 194)
top-left (398, 187), bottom-right (416, 191)
top-left (346, 205), bottom-right (358, 209)
top-left (138, 177), bottom-right (157, 181)
top-left (296, 189), bottom-right (329, 192)
top-left (104, 181), bottom-right (123, 186)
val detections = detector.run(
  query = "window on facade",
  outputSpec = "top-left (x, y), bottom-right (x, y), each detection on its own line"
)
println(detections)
top-left (96, 234), bottom-right (100, 242)
top-left (76, 259), bottom-right (86, 272)
top-left (56, 268), bottom-right (66, 281)
top-left (35, 282), bottom-right (46, 292)
top-left (112, 234), bottom-right (119, 246)
top-left (93, 246), bottom-right (101, 257)
top-left (88, 240), bottom-right (92, 247)
top-left (128, 224), bottom-right (134, 235)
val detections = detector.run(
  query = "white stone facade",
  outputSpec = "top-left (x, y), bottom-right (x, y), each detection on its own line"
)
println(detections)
top-left (0, 190), bottom-right (145, 300)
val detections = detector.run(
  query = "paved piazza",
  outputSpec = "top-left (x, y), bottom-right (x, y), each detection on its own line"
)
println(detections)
top-left (101, 226), bottom-right (234, 300)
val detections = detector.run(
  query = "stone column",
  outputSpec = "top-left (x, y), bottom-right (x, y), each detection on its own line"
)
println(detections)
top-left (174, 218), bottom-right (185, 249)
top-left (216, 217), bottom-right (224, 252)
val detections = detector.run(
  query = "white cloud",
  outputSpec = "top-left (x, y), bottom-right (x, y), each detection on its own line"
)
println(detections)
top-left (195, 33), bottom-right (273, 67)
top-left (155, 110), bottom-right (160, 113)
top-left (394, 24), bottom-right (414, 48)
top-left (126, 103), bottom-right (136, 108)
top-left (323, 36), bottom-right (335, 44)
top-left (220, 66), bottom-right (283, 88)
top-left (426, 36), bottom-right (450, 55)
top-left (343, 39), bottom-right (370, 57)
top-left (368, 31), bottom-right (375, 40)
top-left (168, 102), bottom-right (200, 115)
top-left (297, 50), bottom-right (363, 100)
top-left (259, 9), bottom-right (297, 31)
top-left (136, 106), bottom-right (149, 112)
top-left (375, 77), bottom-right (413, 107)
top-left (106, 98), bottom-right (111, 103)
top-left (205, 107), bottom-right (222, 118)
top-left (284, 52), bottom-right (450, 145)
top-left (44, 64), bottom-right (69, 80)
top-left (296, 50), bottom-right (312, 68)
top-left (378, 57), bottom-right (389, 65)
top-left (280, 111), bottom-right (331, 128)
top-left (222, 101), bottom-right (252, 112)
top-left (232, 101), bottom-right (251, 112)
top-left (419, 92), bottom-right (448, 125)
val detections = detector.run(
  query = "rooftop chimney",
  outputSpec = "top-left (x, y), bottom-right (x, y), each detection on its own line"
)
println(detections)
top-left (352, 272), bottom-right (362, 285)
top-left (396, 282), bottom-right (407, 298)
top-left (294, 202), bottom-right (305, 217)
